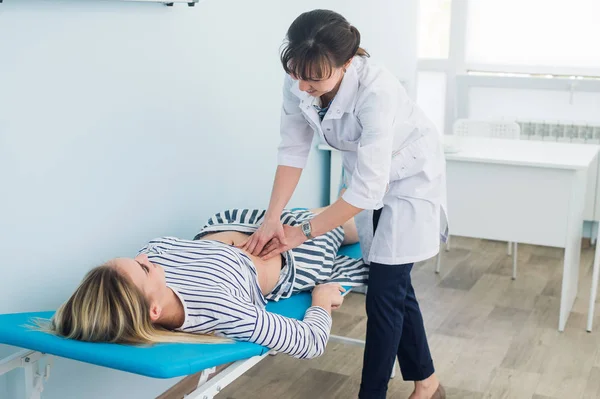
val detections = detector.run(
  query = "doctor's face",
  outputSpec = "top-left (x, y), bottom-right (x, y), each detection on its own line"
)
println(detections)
top-left (293, 66), bottom-right (345, 98)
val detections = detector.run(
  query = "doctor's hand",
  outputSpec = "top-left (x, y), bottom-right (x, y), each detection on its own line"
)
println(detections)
top-left (259, 225), bottom-right (307, 260)
top-left (238, 217), bottom-right (287, 256)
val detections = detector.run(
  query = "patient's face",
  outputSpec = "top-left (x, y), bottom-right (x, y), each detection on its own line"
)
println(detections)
top-left (112, 254), bottom-right (167, 302)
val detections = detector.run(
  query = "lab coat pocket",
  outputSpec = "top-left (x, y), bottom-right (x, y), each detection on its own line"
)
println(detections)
top-left (337, 138), bottom-right (360, 152)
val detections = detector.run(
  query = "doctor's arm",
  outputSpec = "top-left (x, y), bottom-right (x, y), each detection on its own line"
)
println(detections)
top-left (267, 74), bottom-right (315, 219)
top-left (240, 75), bottom-right (314, 255)
top-left (307, 198), bottom-right (363, 238)
top-left (239, 165), bottom-right (302, 254)
top-left (338, 89), bottom-right (396, 211)
top-left (264, 165), bottom-right (302, 222)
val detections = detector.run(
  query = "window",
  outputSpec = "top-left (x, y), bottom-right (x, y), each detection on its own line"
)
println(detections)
top-left (466, 0), bottom-right (600, 76)
top-left (416, 72), bottom-right (447, 134)
top-left (418, 0), bottom-right (452, 59)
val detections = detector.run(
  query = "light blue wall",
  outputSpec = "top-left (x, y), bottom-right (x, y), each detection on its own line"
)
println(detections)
top-left (0, 1), bottom-right (417, 398)
top-left (583, 221), bottom-right (597, 240)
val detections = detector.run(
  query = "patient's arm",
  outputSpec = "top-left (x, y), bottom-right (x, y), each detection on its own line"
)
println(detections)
top-left (181, 290), bottom-right (332, 359)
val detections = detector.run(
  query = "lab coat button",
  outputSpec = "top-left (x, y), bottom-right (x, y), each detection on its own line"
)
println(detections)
top-left (336, 109), bottom-right (341, 114)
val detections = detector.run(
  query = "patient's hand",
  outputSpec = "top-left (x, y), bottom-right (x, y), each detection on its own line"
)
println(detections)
top-left (312, 283), bottom-right (346, 313)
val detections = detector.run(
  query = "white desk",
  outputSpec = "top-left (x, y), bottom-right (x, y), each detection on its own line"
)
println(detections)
top-left (318, 136), bottom-right (599, 331)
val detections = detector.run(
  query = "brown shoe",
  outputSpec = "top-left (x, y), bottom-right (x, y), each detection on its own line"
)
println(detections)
top-left (430, 384), bottom-right (446, 399)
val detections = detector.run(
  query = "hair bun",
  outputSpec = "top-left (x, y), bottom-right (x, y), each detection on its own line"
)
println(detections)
top-left (349, 26), bottom-right (361, 53)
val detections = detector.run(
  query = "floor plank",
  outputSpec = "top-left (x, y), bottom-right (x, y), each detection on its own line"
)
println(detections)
top-left (482, 367), bottom-right (541, 399)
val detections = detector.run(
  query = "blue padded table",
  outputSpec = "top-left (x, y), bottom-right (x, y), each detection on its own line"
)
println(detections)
top-left (0, 243), bottom-right (363, 379)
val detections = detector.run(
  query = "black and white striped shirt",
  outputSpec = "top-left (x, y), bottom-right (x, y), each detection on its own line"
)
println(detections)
top-left (138, 237), bottom-right (332, 359)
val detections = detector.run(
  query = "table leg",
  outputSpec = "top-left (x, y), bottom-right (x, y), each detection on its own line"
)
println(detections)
top-left (559, 171), bottom-right (587, 331)
top-left (587, 238), bottom-right (600, 332)
top-left (512, 243), bottom-right (518, 280)
top-left (559, 240), bottom-right (581, 332)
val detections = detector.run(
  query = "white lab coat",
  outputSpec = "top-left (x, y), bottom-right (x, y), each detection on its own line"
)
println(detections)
top-left (277, 56), bottom-right (448, 265)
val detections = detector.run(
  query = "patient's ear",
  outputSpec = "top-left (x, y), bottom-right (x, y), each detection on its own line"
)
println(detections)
top-left (149, 302), bottom-right (162, 323)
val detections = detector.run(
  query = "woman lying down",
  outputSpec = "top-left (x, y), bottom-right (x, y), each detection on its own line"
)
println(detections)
top-left (43, 208), bottom-right (368, 359)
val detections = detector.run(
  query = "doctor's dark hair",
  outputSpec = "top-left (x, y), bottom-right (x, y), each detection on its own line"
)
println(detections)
top-left (281, 9), bottom-right (369, 81)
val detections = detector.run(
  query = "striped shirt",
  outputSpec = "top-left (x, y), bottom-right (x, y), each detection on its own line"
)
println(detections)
top-left (313, 97), bottom-right (333, 121)
top-left (138, 236), bottom-right (332, 359)
top-left (196, 208), bottom-right (369, 298)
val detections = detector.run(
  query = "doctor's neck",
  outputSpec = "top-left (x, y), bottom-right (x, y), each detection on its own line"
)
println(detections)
top-left (320, 71), bottom-right (345, 105)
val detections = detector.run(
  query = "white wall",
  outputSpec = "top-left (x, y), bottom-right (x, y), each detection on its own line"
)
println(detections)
top-left (0, 0), bottom-right (417, 398)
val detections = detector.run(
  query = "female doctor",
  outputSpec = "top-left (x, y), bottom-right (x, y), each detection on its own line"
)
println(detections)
top-left (240, 9), bottom-right (447, 399)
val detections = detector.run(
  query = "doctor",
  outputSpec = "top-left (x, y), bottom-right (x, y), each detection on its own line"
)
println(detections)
top-left (240, 9), bottom-right (447, 399)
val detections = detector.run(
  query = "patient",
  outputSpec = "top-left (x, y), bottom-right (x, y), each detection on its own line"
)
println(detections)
top-left (41, 207), bottom-right (367, 359)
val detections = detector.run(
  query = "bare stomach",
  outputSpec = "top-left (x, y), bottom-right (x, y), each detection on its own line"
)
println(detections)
top-left (200, 231), bottom-right (283, 296)
top-left (242, 246), bottom-right (284, 296)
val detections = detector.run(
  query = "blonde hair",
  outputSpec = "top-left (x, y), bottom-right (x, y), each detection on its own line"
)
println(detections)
top-left (33, 265), bottom-right (228, 345)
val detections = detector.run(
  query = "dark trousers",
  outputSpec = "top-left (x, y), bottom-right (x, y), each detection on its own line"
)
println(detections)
top-left (358, 208), bottom-right (435, 399)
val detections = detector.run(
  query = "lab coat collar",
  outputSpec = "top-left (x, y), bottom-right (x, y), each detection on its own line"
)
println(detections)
top-left (328, 60), bottom-right (359, 117)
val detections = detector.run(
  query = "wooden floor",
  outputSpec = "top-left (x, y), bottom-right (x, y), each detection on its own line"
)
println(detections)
top-left (219, 237), bottom-right (600, 399)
